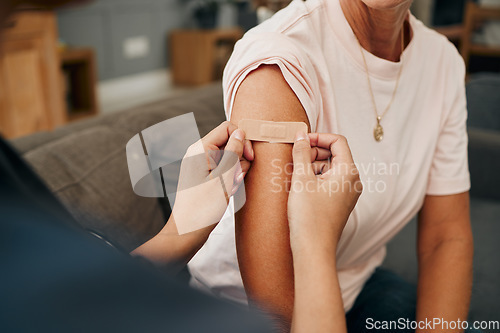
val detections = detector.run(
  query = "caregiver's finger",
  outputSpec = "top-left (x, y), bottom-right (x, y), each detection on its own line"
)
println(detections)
top-left (211, 129), bottom-right (246, 178)
top-left (308, 133), bottom-right (354, 164)
top-left (312, 160), bottom-right (330, 175)
top-left (223, 129), bottom-right (245, 159)
top-left (239, 159), bottom-right (251, 175)
top-left (310, 146), bottom-right (332, 162)
top-left (292, 132), bottom-right (314, 178)
top-left (243, 139), bottom-right (254, 162)
top-left (202, 121), bottom-right (238, 149)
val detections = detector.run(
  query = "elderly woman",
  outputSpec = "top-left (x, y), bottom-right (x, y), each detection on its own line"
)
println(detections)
top-left (188, 0), bottom-right (478, 332)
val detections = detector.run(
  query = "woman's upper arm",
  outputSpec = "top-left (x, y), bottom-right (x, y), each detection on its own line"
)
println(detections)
top-left (230, 64), bottom-right (310, 325)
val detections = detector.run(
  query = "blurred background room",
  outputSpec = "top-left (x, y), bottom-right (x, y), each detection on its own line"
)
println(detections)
top-left (1, 0), bottom-right (500, 138)
top-left (0, 0), bottom-right (499, 331)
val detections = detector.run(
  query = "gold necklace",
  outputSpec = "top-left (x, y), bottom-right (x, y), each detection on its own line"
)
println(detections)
top-left (356, 27), bottom-right (405, 142)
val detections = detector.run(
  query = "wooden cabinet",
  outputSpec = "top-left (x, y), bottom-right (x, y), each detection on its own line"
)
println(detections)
top-left (0, 11), bottom-right (65, 139)
top-left (461, 2), bottom-right (500, 74)
top-left (170, 28), bottom-right (243, 86)
top-left (60, 48), bottom-right (99, 122)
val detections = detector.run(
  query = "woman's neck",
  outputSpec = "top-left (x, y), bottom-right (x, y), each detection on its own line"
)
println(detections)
top-left (339, 0), bottom-right (412, 62)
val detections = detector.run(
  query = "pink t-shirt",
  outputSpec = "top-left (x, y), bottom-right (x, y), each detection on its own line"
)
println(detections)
top-left (188, 0), bottom-right (470, 311)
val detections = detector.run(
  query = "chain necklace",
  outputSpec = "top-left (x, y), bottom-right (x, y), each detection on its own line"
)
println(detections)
top-left (356, 27), bottom-right (405, 142)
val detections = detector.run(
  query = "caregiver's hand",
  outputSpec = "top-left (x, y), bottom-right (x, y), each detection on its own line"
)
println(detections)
top-left (287, 132), bottom-right (362, 255)
top-left (288, 132), bottom-right (357, 333)
top-left (171, 121), bottom-right (254, 235)
top-left (131, 121), bottom-right (253, 271)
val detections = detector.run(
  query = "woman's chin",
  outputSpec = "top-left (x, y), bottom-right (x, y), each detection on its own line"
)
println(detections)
top-left (361, 0), bottom-right (412, 10)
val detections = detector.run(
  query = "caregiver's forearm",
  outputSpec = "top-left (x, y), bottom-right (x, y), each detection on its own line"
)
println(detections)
top-left (292, 245), bottom-right (347, 333)
top-left (416, 239), bottom-right (473, 333)
top-left (132, 216), bottom-right (214, 274)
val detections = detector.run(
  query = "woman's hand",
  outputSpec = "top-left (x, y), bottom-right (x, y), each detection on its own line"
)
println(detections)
top-left (132, 121), bottom-right (253, 271)
top-left (287, 132), bottom-right (362, 256)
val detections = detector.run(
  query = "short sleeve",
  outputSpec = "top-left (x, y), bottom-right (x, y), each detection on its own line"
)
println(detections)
top-left (222, 32), bottom-right (320, 132)
top-left (426, 55), bottom-right (471, 196)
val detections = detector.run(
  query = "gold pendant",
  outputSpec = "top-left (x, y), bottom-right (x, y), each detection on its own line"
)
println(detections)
top-left (374, 117), bottom-right (384, 142)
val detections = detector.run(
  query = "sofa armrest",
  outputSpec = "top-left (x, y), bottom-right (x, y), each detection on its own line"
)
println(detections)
top-left (468, 128), bottom-right (500, 202)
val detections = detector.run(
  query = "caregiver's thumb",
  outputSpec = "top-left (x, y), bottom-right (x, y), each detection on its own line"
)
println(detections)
top-left (292, 132), bottom-right (313, 178)
top-left (223, 129), bottom-right (246, 159)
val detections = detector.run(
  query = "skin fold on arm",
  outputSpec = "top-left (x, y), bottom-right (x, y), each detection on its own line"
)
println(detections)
top-left (230, 64), bottom-right (310, 328)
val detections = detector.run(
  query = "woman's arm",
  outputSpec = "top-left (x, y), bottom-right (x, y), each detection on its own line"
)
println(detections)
top-left (230, 64), bottom-right (310, 328)
top-left (416, 192), bottom-right (473, 333)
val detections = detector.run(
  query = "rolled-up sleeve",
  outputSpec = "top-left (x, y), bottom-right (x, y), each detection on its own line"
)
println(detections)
top-left (222, 32), bottom-right (320, 132)
top-left (426, 55), bottom-right (471, 196)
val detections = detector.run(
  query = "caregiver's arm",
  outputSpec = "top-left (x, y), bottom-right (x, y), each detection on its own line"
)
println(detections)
top-left (231, 65), bottom-right (309, 328)
top-left (132, 122), bottom-right (253, 274)
top-left (289, 133), bottom-right (361, 333)
top-left (416, 192), bottom-right (473, 333)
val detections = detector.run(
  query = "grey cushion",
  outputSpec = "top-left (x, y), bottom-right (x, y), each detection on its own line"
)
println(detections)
top-left (466, 73), bottom-right (500, 131)
top-left (465, 73), bottom-right (500, 202)
top-left (23, 126), bottom-right (165, 251)
top-left (468, 128), bottom-right (500, 201)
top-left (13, 83), bottom-right (226, 251)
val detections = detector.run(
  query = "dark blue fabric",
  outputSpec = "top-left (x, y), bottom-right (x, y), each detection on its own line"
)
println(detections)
top-left (0, 136), bottom-right (271, 333)
top-left (346, 268), bottom-right (482, 333)
top-left (432, 0), bottom-right (466, 26)
top-left (466, 73), bottom-right (500, 132)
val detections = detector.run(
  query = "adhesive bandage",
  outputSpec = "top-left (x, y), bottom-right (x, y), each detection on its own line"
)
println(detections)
top-left (238, 119), bottom-right (308, 143)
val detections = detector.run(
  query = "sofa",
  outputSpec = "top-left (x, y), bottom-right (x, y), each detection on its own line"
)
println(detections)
top-left (12, 83), bottom-right (226, 251)
top-left (12, 77), bottom-right (500, 331)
